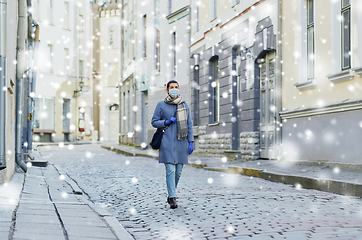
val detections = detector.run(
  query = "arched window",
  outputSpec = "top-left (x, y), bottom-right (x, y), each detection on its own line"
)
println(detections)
top-left (110, 104), bottom-right (119, 111)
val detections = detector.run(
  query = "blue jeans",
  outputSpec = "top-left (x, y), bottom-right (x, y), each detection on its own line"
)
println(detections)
top-left (164, 163), bottom-right (183, 198)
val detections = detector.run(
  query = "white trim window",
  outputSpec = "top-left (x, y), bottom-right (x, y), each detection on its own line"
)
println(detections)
top-left (231, 0), bottom-right (240, 7)
top-left (142, 15), bottom-right (147, 58)
top-left (47, 0), bottom-right (53, 24)
top-left (33, 98), bottom-right (55, 131)
top-left (79, 15), bottom-right (84, 32)
top-left (307, 0), bottom-right (315, 80)
top-left (64, 2), bottom-right (69, 29)
top-left (210, 0), bottom-right (217, 21)
top-left (79, 60), bottom-right (83, 77)
top-left (341, 0), bottom-right (351, 70)
top-left (155, 28), bottom-right (160, 72)
top-left (193, 0), bottom-right (200, 32)
top-left (172, 32), bottom-right (176, 77)
top-left (47, 44), bottom-right (53, 73)
top-left (107, 63), bottom-right (119, 87)
top-left (109, 25), bottom-right (118, 49)
top-left (64, 48), bottom-right (69, 76)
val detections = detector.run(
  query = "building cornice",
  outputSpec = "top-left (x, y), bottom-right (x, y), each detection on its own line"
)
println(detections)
top-left (280, 98), bottom-right (362, 119)
top-left (190, 0), bottom-right (266, 48)
top-left (166, 6), bottom-right (189, 22)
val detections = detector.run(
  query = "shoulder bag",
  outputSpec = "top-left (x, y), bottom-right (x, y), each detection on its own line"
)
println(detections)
top-left (150, 125), bottom-right (169, 150)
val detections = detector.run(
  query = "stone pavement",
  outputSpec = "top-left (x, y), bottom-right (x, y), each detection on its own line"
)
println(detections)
top-left (0, 161), bottom-right (133, 240)
top-left (101, 142), bottom-right (362, 198)
top-left (36, 143), bottom-right (362, 239)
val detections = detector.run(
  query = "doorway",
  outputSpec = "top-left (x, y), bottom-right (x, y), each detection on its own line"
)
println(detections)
top-left (259, 51), bottom-right (277, 159)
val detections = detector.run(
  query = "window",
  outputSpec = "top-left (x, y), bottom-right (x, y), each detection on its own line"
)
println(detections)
top-left (155, 28), bottom-right (160, 72)
top-left (64, 2), bottom-right (69, 29)
top-left (128, 11), bottom-right (134, 61)
top-left (209, 56), bottom-right (219, 124)
top-left (35, 0), bottom-right (40, 21)
top-left (47, 44), bottom-right (53, 73)
top-left (64, 48), bottom-right (69, 75)
top-left (123, 92), bottom-right (126, 132)
top-left (196, 1), bottom-right (199, 31)
top-left (48, 0), bottom-right (53, 24)
top-left (109, 26), bottom-right (117, 48)
top-left (193, 55), bottom-right (200, 126)
top-left (172, 32), bottom-right (176, 77)
top-left (33, 98), bottom-right (55, 131)
top-left (341, 0), bottom-right (351, 69)
top-left (307, 0), bottom-right (314, 79)
top-left (143, 15), bottom-right (147, 58)
top-left (79, 15), bottom-right (84, 32)
top-left (210, 0), bottom-right (217, 21)
top-left (107, 63), bottom-right (119, 86)
top-left (79, 60), bottom-right (83, 77)
top-left (127, 90), bottom-right (130, 132)
top-left (168, 0), bottom-right (172, 14)
top-left (231, 0), bottom-right (240, 6)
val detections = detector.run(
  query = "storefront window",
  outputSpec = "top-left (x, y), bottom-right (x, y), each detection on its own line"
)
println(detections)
top-left (33, 98), bottom-right (55, 131)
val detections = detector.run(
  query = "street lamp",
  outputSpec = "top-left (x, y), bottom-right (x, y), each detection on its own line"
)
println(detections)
top-left (73, 78), bottom-right (84, 98)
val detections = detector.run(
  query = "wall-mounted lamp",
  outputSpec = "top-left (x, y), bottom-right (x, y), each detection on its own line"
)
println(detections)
top-left (73, 78), bottom-right (84, 98)
top-left (241, 47), bottom-right (253, 59)
top-left (190, 53), bottom-right (200, 66)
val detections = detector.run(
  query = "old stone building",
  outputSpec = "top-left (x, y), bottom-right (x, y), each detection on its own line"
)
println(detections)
top-left (190, 0), bottom-right (282, 161)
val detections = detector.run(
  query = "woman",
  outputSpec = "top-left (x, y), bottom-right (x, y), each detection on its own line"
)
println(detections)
top-left (151, 80), bottom-right (194, 209)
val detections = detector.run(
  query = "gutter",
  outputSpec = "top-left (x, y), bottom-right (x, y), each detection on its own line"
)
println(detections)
top-left (0, 0), bottom-right (7, 170)
top-left (15, 0), bottom-right (28, 172)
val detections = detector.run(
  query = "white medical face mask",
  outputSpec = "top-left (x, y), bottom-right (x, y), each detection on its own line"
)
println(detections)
top-left (169, 88), bottom-right (179, 98)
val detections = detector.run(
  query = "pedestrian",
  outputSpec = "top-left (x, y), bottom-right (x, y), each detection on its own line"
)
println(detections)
top-left (151, 80), bottom-right (194, 209)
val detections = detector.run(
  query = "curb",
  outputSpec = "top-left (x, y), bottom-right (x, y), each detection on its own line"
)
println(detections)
top-left (34, 141), bottom-right (96, 147)
top-left (101, 145), bottom-right (158, 159)
top-left (52, 164), bottom-right (134, 240)
top-left (101, 144), bottom-right (362, 198)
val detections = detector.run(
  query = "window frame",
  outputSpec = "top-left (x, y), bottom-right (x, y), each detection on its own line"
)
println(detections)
top-left (79, 60), bottom-right (83, 77)
top-left (47, 44), bottom-right (53, 73)
top-left (33, 97), bottom-right (55, 131)
top-left (142, 15), bottom-right (147, 58)
top-left (341, 0), bottom-right (351, 70)
top-left (155, 28), bottom-right (161, 72)
top-left (306, 0), bottom-right (315, 80)
top-left (172, 32), bottom-right (176, 77)
top-left (209, 56), bottom-right (219, 124)
top-left (64, 48), bottom-right (69, 76)
top-left (64, 1), bottom-right (69, 29)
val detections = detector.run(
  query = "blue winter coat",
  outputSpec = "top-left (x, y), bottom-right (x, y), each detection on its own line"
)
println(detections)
top-left (151, 100), bottom-right (194, 164)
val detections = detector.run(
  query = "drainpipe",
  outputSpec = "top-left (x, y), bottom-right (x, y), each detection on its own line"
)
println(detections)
top-left (0, 0), bottom-right (7, 170)
top-left (119, 0), bottom-right (124, 144)
top-left (15, 0), bottom-right (28, 172)
top-left (276, 0), bottom-right (282, 159)
top-left (28, 22), bottom-right (39, 151)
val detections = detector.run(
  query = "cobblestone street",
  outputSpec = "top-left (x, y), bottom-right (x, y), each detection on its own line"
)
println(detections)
top-left (37, 144), bottom-right (362, 239)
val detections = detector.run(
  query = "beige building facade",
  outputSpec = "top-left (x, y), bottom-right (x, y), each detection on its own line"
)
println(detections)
top-left (91, 1), bottom-right (120, 142)
top-left (280, 0), bottom-right (362, 163)
top-left (32, 0), bottom-right (93, 143)
top-left (118, 0), bottom-right (192, 148)
top-left (0, 0), bottom-right (19, 183)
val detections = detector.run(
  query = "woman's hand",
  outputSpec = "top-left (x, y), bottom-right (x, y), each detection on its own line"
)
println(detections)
top-left (165, 117), bottom-right (177, 126)
top-left (188, 142), bottom-right (194, 155)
